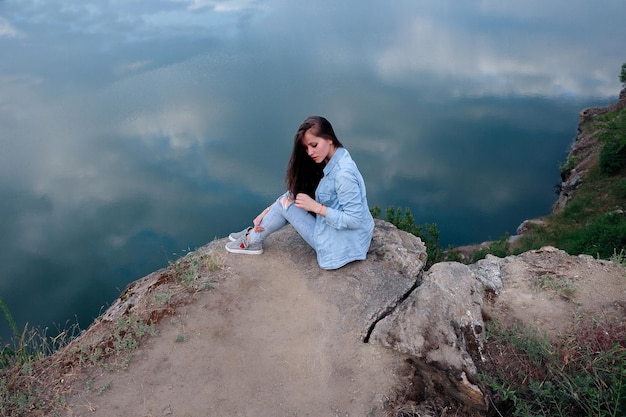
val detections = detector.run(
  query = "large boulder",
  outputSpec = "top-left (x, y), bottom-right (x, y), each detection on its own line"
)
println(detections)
top-left (369, 261), bottom-right (488, 410)
top-left (272, 219), bottom-right (428, 340)
top-left (266, 220), bottom-right (491, 411)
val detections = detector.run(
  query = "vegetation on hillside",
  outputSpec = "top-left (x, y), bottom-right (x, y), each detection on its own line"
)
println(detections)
top-left (481, 318), bottom-right (626, 417)
top-left (373, 98), bottom-right (626, 265)
top-left (475, 87), bottom-right (626, 417)
top-left (507, 104), bottom-right (626, 260)
top-left (0, 251), bottom-right (223, 416)
top-left (370, 205), bottom-right (448, 269)
top-left (374, 66), bottom-right (626, 417)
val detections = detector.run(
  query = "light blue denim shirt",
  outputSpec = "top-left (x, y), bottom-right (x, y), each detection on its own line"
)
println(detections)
top-left (314, 147), bottom-right (374, 269)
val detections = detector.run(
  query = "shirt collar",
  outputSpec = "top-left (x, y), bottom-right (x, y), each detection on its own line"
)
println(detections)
top-left (323, 147), bottom-right (346, 175)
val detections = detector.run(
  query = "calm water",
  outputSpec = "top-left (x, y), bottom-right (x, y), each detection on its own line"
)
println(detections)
top-left (1, 0), bottom-right (624, 341)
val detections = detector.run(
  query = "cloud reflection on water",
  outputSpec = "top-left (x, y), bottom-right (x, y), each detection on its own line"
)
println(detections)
top-left (0, 0), bottom-right (623, 339)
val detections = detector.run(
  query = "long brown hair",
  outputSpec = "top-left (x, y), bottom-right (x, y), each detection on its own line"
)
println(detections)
top-left (286, 116), bottom-right (343, 198)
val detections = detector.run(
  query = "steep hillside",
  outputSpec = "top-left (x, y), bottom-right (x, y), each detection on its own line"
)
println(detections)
top-left (519, 88), bottom-right (626, 258)
top-left (554, 87), bottom-right (626, 213)
top-left (457, 88), bottom-right (626, 263)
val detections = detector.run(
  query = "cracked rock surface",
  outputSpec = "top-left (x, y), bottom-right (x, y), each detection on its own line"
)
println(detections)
top-left (62, 220), bottom-right (428, 417)
top-left (49, 220), bottom-right (626, 417)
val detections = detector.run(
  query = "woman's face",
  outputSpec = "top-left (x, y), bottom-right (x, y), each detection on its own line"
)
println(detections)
top-left (302, 129), bottom-right (336, 164)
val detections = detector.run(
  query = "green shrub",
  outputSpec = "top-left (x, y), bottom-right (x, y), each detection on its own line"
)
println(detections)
top-left (471, 233), bottom-right (511, 262)
top-left (599, 111), bottom-right (626, 175)
top-left (600, 135), bottom-right (626, 175)
top-left (371, 205), bottom-right (443, 268)
top-left (562, 212), bottom-right (626, 258)
top-left (559, 155), bottom-right (579, 172)
top-left (617, 179), bottom-right (626, 199)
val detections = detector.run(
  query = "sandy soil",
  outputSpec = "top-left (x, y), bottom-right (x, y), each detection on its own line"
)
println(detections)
top-left (35, 240), bottom-right (625, 417)
top-left (62, 239), bottom-right (409, 417)
top-left (483, 247), bottom-right (626, 340)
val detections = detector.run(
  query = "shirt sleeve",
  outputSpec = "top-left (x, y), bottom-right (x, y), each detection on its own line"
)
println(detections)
top-left (324, 166), bottom-right (365, 230)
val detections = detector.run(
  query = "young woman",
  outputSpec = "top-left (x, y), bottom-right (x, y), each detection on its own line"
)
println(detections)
top-left (225, 116), bottom-right (374, 270)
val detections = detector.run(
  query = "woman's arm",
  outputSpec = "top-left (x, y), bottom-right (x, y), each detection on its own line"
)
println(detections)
top-left (324, 169), bottom-right (364, 229)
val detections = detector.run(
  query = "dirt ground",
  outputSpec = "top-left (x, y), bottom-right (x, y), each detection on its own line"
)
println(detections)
top-left (482, 247), bottom-right (626, 341)
top-left (36, 240), bottom-right (626, 417)
top-left (60, 238), bottom-right (409, 417)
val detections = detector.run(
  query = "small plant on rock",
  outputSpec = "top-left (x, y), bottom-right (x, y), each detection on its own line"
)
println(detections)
top-left (169, 250), bottom-right (223, 289)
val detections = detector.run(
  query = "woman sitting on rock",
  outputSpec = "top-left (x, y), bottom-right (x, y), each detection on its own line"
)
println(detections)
top-left (226, 115), bottom-right (374, 270)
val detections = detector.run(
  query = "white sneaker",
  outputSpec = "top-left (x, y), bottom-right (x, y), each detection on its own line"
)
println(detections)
top-left (225, 235), bottom-right (263, 255)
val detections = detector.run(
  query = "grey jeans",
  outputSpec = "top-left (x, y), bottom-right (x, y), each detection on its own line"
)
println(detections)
top-left (248, 192), bottom-right (317, 249)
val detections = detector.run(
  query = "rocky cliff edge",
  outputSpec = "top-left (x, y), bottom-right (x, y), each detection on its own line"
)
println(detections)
top-left (25, 218), bottom-right (626, 417)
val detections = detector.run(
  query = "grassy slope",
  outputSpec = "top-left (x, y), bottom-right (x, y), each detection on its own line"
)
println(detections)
top-left (474, 99), bottom-right (626, 417)
top-left (464, 103), bottom-right (626, 263)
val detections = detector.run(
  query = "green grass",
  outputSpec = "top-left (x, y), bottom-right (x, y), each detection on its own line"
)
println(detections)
top-left (370, 205), bottom-right (447, 268)
top-left (530, 273), bottom-right (576, 299)
top-left (169, 251), bottom-right (223, 289)
top-left (473, 105), bottom-right (626, 417)
top-left (0, 296), bottom-right (80, 416)
top-left (610, 248), bottom-right (626, 265)
top-left (481, 318), bottom-right (626, 417)
top-left (0, 247), bottom-right (224, 416)
top-left (452, 107), bottom-right (626, 263)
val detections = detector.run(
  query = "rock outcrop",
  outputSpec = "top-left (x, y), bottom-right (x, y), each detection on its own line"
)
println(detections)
top-left (578, 87), bottom-right (626, 123)
top-left (367, 242), bottom-right (626, 413)
top-left (45, 221), bottom-right (626, 417)
top-left (268, 218), bottom-right (489, 413)
top-left (263, 221), bottom-right (626, 413)
top-left (554, 87), bottom-right (626, 212)
top-left (369, 261), bottom-right (487, 410)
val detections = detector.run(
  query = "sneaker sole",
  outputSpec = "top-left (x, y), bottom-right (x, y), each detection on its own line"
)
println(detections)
top-left (225, 244), bottom-right (263, 255)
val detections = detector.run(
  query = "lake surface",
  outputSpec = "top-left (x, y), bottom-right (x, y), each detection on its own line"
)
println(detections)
top-left (0, 0), bottom-right (624, 341)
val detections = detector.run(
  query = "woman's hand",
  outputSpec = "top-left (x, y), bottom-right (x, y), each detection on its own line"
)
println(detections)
top-left (295, 193), bottom-right (323, 214)
top-left (252, 206), bottom-right (271, 232)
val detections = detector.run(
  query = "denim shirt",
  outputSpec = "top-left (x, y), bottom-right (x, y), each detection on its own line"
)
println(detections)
top-left (314, 147), bottom-right (374, 269)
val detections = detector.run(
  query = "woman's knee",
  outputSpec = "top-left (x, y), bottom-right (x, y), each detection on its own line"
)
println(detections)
top-left (279, 195), bottom-right (295, 209)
